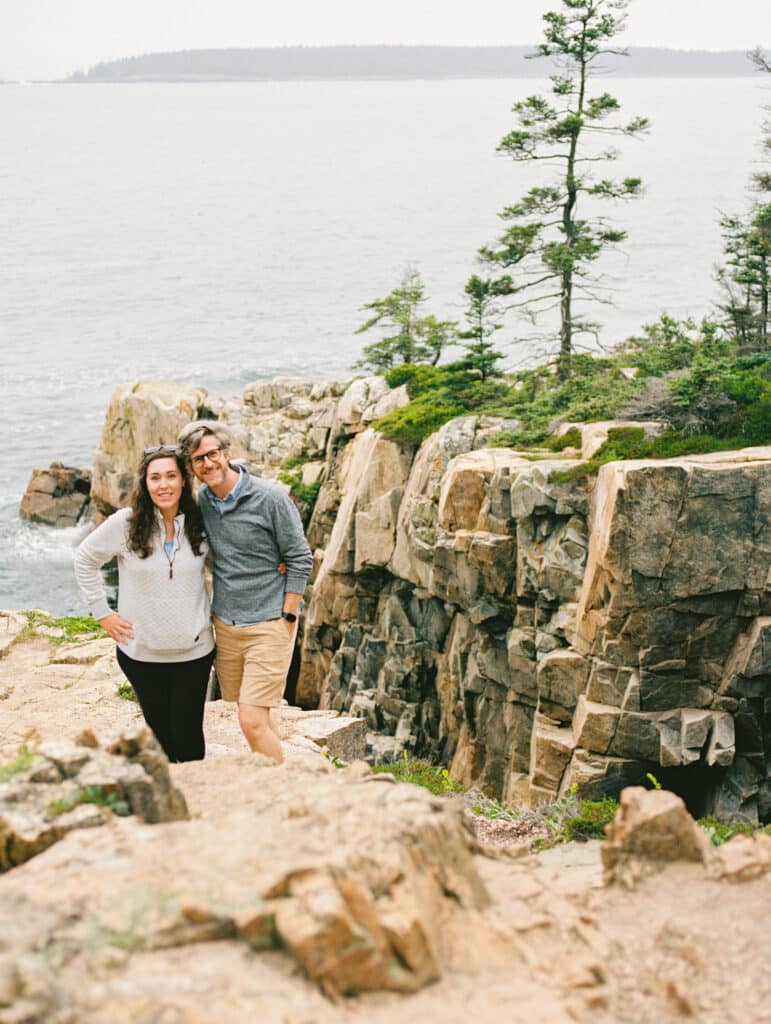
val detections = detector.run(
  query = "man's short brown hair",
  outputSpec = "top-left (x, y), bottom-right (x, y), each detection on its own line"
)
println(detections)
top-left (177, 419), bottom-right (232, 460)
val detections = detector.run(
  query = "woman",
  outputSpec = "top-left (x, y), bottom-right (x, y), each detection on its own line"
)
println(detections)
top-left (74, 444), bottom-right (214, 762)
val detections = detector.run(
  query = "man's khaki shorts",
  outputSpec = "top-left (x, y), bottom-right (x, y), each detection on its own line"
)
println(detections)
top-left (213, 614), bottom-right (296, 707)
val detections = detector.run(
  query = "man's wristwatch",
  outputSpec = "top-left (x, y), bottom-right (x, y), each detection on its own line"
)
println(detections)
top-left (281, 611), bottom-right (298, 623)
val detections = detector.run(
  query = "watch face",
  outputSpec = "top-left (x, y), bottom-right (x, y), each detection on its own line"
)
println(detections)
top-left (282, 612), bottom-right (297, 623)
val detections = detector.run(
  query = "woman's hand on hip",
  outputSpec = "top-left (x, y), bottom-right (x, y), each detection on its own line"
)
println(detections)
top-left (99, 613), bottom-right (134, 644)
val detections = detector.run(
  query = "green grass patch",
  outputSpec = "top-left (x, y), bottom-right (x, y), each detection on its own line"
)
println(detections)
top-left (0, 743), bottom-right (36, 783)
top-left (16, 611), bottom-right (108, 646)
top-left (372, 755), bottom-right (467, 796)
top-left (550, 427), bottom-right (755, 482)
top-left (697, 816), bottom-right (771, 847)
top-left (115, 681), bottom-right (138, 703)
top-left (561, 797), bottom-right (620, 841)
top-left (46, 784), bottom-right (130, 819)
top-left (280, 448), bottom-right (310, 472)
top-left (48, 615), bottom-right (109, 644)
top-left (376, 362), bottom-right (510, 445)
top-left (277, 468), bottom-right (322, 512)
top-left (532, 787), bottom-right (620, 848)
top-left (469, 787), bottom-right (620, 848)
top-left (543, 427), bottom-right (582, 451)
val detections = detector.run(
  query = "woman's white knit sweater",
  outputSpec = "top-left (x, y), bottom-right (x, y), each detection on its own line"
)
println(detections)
top-left (74, 507), bottom-right (214, 663)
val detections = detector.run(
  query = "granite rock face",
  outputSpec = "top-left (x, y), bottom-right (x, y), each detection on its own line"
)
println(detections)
top-left (298, 409), bottom-right (770, 823)
top-left (88, 375), bottom-right (394, 518)
top-left (92, 378), bottom-right (771, 822)
top-left (19, 462), bottom-right (91, 527)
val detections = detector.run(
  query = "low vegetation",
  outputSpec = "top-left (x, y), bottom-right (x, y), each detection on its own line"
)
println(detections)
top-left (371, 317), bottom-right (771, 456)
top-left (16, 611), bottom-right (108, 646)
top-left (46, 784), bottom-right (130, 819)
top-left (0, 743), bottom-right (36, 783)
top-left (277, 451), bottom-right (323, 521)
top-left (472, 786), bottom-right (620, 850)
top-left (371, 754), bottom-right (466, 795)
top-left (697, 816), bottom-right (771, 847)
top-left (377, 759), bottom-right (771, 849)
top-left (115, 681), bottom-right (138, 703)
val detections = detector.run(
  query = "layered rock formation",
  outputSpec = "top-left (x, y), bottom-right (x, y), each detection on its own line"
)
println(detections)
top-left (89, 377), bottom-right (771, 823)
top-left (303, 425), bottom-right (770, 824)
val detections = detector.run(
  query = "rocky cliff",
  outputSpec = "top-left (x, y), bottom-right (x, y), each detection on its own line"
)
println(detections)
top-left (89, 377), bottom-right (771, 823)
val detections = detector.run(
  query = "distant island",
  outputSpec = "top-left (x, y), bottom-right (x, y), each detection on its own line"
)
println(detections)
top-left (66, 45), bottom-right (761, 82)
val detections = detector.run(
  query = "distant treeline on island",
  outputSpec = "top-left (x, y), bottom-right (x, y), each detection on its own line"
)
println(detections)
top-left (68, 45), bottom-right (761, 82)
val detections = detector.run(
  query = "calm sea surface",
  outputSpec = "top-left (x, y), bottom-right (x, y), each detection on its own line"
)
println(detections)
top-left (0, 78), bottom-right (766, 613)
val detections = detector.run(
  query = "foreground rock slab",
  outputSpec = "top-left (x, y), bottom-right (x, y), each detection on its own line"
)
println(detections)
top-left (0, 756), bottom-right (487, 1017)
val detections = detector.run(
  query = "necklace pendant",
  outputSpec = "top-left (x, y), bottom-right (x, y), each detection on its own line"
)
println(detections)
top-left (169, 567), bottom-right (173, 579)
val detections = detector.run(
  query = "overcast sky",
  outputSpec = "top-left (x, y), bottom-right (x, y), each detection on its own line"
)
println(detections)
top-left (1, 0), bottom-right (768, 81)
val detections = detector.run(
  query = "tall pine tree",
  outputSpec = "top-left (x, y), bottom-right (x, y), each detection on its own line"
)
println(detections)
top-left (480, 0), bottom-right (648, 379)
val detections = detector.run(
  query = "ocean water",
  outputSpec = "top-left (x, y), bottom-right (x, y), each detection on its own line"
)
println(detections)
top-left (0, 77), bottom-right (766, 613)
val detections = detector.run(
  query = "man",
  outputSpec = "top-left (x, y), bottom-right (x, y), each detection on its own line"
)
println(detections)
top-left (178, 420), bottom-right (313, 763)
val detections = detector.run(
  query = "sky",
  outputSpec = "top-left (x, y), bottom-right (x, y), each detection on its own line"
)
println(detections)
top-left (0, 0), bottom-right (769, 81)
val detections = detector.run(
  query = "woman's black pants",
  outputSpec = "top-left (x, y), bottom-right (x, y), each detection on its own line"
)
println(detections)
top-left (116, 648), bottom-right (215, 762)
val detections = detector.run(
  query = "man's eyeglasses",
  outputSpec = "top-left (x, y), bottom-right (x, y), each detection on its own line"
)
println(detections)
top-left (190, 446), bottom-right (225, 468)
top-left (144, 444), bottom-right (180, 456)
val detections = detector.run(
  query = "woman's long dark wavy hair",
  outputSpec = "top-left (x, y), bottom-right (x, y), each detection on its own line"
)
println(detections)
top-left (127, 449), bottom-right (206, 559)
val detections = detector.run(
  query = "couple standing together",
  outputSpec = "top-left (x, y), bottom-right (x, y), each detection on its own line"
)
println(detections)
top-left (74, 421), bottom-right (313, 764)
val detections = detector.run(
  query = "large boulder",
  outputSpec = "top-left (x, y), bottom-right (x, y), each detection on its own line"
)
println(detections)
top-left (19, 463), bottom-right (91, 527)
top-left (602, 786), bottom-right (713, 884)
top-left (90, 382), bottom-right (208, 514)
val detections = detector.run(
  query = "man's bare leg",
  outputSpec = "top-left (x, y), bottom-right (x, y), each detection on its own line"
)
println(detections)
top-left (238, 704), bottom-right (284, 763)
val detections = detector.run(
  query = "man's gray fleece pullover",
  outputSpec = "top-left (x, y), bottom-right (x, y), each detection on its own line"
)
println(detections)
top-left (199, 470), bottom-right (313, 625)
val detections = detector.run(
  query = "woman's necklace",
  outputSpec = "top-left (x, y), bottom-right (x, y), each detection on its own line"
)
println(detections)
top-left (164, 521), bottom-right (178, 579)
top-left (164, 543), bottom-right (177, 579)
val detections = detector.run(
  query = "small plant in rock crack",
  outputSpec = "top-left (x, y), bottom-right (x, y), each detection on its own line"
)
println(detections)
top-left (46, 785), bottom-right (130, 819)
top-left (321, 749), bottom-right (346, 768)
top-left (468, 793), bottom-right (522, 822)
top-left (0, 742), bottom-right (36, 782)
top-left (371, 753), bottom-right (467, 795)
top-left (533, 786), bottom-right (619, 849)
top-left (115, 682), bottom-right (138, 703)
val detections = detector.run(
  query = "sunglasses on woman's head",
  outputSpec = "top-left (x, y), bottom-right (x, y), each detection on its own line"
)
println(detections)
top-left (143, 444), bottom-right (180, 456)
